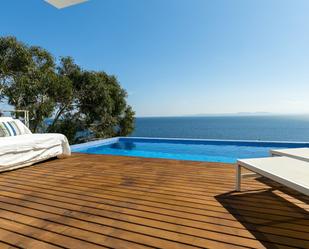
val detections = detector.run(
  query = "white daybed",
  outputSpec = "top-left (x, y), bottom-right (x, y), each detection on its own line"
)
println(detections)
top-left (270, 147), bottom-right (309, 162)
top-left (0, 117), bottom-right (71, 172)
top-left (236, 156), bottom-right (309, 196)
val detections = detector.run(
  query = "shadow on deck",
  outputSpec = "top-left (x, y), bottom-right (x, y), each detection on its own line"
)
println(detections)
top-left (216, 177), bottom-right (309, 249)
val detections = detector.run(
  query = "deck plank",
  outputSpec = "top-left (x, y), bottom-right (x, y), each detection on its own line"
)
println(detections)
top-left (0, 154), bottom-right (308, 249)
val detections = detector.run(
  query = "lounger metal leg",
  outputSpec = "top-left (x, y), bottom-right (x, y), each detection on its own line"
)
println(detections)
top-left (236, 164), bottom-right (241, 191)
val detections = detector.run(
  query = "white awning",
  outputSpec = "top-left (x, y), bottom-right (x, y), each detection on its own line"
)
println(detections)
top-left (45, 0), bottom-right (88, 9)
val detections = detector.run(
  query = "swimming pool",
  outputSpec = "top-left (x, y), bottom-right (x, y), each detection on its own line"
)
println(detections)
top-left (71, 137), bottom-right (309, 163)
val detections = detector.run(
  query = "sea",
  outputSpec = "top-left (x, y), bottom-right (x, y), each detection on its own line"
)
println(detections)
top-left (130, 115), bottom-right (309, 142)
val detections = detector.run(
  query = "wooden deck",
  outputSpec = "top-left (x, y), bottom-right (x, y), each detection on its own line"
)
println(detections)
top-left (0, 154), bottom-right (308, 249)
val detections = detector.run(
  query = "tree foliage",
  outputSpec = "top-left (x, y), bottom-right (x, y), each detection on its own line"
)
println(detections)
top-left (0, 36), bottom-right (135, 143)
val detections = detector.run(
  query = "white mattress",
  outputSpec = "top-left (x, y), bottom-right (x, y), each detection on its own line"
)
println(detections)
top-left (271, 147), bottom-right (309, 162)
top-left (0, 133), bottom-right (71, 172)
top-left (238, 157), bottom-right (309, 196)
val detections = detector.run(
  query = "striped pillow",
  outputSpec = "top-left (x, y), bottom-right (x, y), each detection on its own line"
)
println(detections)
top-left (0, 123), bottom-right (9, 137)
top-left (0, 121), bottom-right (23, 137)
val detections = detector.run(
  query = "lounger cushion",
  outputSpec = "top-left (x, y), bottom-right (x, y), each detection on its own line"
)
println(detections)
top-left (238, 157), bottom-right (309, 196)
top-left (0, 133), bottom-right (71, 172)
top-left (271, 148), bottom-right (309, 162)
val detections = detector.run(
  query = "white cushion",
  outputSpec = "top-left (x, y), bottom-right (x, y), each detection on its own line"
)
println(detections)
top-left (0, 133), bottom-right (71, 172)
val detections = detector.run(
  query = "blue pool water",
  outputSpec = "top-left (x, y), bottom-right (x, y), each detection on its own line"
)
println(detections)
top-left (71, 137), bottom-right (309, 163)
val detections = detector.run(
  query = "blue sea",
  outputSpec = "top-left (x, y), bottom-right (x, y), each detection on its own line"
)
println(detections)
top-left (130, 115), bottom-right (309, 142)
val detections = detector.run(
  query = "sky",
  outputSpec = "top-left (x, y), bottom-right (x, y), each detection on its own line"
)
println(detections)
top-left (1, 0), bottom-right (309, 116)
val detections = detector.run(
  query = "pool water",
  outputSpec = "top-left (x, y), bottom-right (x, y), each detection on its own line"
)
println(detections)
top-left (71, 137), bottom-right (309, 163)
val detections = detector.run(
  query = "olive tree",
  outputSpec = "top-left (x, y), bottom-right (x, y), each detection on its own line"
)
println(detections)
top-left (0, 36), bottom-right (135, 143)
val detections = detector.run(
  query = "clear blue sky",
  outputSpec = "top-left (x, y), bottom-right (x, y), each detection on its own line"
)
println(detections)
top-left (1, 0), bottom-right (309, 116)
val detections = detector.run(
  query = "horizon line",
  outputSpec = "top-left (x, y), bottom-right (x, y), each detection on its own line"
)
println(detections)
top-left (136, 112), bottom-right (309, 118)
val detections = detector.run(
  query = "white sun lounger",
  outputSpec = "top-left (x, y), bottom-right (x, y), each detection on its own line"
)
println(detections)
top-left (236, 156), bottom-right (309, 196)
top-left (270, 147), bottom-right (309, 162)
